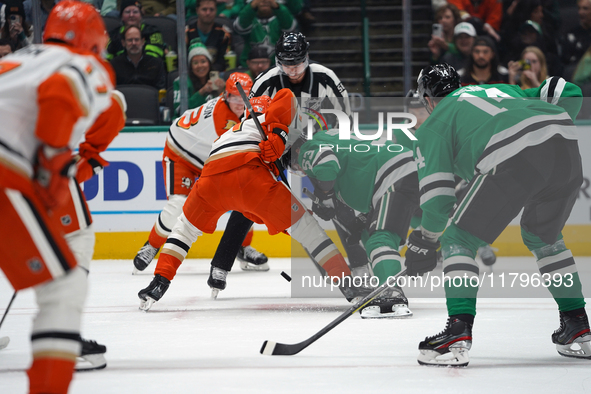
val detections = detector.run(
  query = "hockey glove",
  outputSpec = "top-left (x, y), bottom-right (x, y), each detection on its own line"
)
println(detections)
top-left (312, 189), bottom-right (336, 221)
top-left (33, 145), bottom-right (76, 210)
top-left (405, 229), bottom-right (440, 276)
top-left (259, 123), bottom-right (289, 164)
top-left (75, 154), bottom-right (109, 183)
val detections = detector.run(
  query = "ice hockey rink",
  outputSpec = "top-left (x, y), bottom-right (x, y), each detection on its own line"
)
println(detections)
top-left (1, 257), bottom-right (591, 394)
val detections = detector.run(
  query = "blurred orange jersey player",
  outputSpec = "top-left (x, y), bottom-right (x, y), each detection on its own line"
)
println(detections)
top-left (0, 1), bottom-right (125, 392)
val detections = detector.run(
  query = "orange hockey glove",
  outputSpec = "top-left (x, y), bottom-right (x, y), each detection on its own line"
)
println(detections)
top-left (75, 154), bottom-right (109, 183)
top-left (33, 146), bottom-right (76, 210)
top-left (258, 123), bottom-right (289, 163)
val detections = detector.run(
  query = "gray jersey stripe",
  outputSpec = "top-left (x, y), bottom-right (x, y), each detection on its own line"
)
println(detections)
top-left (477, 123), bottom-right (577, 173)
top-left (484, 112), bottom-right (571, 151)
top-left (372, 159), bottom-right (417, 207)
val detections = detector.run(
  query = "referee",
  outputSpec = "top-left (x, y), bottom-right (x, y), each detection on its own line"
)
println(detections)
top-left (249, 32), bottom-right (351, 120)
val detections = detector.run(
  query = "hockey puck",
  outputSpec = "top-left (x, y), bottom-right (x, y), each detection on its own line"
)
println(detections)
top-left (280, 271), bottom-right (291, 282)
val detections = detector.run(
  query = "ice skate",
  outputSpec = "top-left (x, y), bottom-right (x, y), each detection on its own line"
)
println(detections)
top-left (138, 274), bottom-right (170, 311)
top-left (208, 266), bottom-right (228, 299)
top-left (237, 246), bottom-right (269, 271)
top-left (360, 285), bottom-right (412, 319)
top-left (133, 241), bottom-right (159, 274)
top-left (417, 316), bottom-right (472, 367)
top-left (477, 245), bottom-right (497, 266)
top-left (76, 338), bottom-right (107, 371)
top-left (552, 308), bottom-right (591, 359)
top-left (348, 266), bottom-right (375, 304)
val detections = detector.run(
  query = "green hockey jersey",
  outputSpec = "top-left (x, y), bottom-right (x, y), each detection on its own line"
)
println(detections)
top-left (298, 130), bottom-right (416, 213)
top-left (414, 79), bottom-right (582, 234)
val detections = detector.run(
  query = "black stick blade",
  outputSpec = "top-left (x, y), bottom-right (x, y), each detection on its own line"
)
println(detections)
top-left (260, 340), bottom-right (307, 356)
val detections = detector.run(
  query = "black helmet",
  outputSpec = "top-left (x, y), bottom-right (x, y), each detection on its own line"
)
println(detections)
top-left (275, 32), bottom-right (310, 66)
top-left (417, 63), bottom-right (460, 101)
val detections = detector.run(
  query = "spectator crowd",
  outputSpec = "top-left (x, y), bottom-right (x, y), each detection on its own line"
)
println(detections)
top-left (428, 0), bottom-right (591, 94)
top-left (4, 0), bottom-right (591, 122)
top-left (0, 0), bottom-right (316, 123)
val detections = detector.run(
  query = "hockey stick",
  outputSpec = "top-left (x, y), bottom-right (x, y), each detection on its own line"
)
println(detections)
top-left (0, 291), bottom-right (16, 330)
top-left (234, 82), bottom-right (290, 187)
top-left (0, 291), bottom-right (17, 350)
top-left (260, 269), bottom-right (407, 356)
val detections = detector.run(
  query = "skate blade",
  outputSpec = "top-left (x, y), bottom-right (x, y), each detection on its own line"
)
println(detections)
top-left (139, 297), bottom-right (156, 311)
top-left (239, 261), bottom-right (270, 271)
top-left (556, 336), bottom-right (591, 359)
top-left (0, 336), bottom-right (9, 350)
top-left (211, 288), bottom-right (220, 300)
top-left (360, 305), bottom-right (413, 319)
top-left (132, 267), bottom-right (140, 275)
top-left (417, 347), bottom-right (470, 367)
top-left (75, 354), bottom-right (107, 372)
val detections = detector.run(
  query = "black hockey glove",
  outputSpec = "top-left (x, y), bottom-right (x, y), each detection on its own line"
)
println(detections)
top-left (405, 229), bottom-right (440, 277)
top-left (312, 189), bottom-right (336, 221)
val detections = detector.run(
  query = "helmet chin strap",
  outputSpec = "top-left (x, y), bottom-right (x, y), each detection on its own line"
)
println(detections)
top-left (420, 96), bottom-right (434, 114)
top-left (426, 98), bottom-right (435, 114)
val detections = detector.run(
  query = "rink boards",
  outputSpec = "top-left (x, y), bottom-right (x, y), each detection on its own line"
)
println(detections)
top-left (85, 127), bottom-right (591, 258)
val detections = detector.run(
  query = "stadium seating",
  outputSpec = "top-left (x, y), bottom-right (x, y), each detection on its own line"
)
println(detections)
top-left (103, 16), bottom-right (121, 34)
top-left (144, 16), bottom-right (179, 53)
top-left (118, 84), bottom-right (161, 126)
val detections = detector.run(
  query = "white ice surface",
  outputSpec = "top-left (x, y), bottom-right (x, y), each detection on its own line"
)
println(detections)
top-left (1, 257), bottom-right (591, 394)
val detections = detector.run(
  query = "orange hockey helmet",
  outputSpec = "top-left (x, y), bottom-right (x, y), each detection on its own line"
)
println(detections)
top-left (249, 95), bottom-right (272, 115)
top-left (225, 72), bottom-right (253, 97)
top-left (43, 0), bottom-right (108, 55)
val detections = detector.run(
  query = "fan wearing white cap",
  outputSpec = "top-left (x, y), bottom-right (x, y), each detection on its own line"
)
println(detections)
top-left (440, 22), bottom-right (477, 71)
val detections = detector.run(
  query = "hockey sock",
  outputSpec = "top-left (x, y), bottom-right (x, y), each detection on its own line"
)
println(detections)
top-left (441, 249), bottom-right (480, 316)
top-left (364, 230), bottom-right (402, 285)
top-left (370, 248), bottom-right (402, 286)
top-left (446, 291), bottom-right (478, 317)
top-left (212, 211), bottom-right (253, 271)
top-left (148, 225), bottom-right (167, 249)
top-left (322, 253), bottom-right (352, 279)
top-left (242, 228), bottom-right (254, 247)
top-left (28, 357), bottom-right (75, 394)
top-left (154, 252), bottom-right (183, 281)
top-left (151, 195), bottom-right (187, 247)
top-left (538, 254), bottom-right (585, 312)
top-left (530, 239), bottom-right (586, 312)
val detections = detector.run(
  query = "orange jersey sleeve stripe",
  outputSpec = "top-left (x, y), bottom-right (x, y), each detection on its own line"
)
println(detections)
top-left (36, 73), bottom-right (85, 148)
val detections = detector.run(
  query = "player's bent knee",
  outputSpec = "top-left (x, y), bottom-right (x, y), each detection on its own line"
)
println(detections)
top-left (529, 238), bottom-right (568, 260)
top-left (290, 211), bottom-right (323, 246)
top-left (441, 243), bottom-right (476, 260)
top-left (364, 230), bottom-right (400, 256)
top-left (33, 266), bottom-right (87, 334)
top-left (158, 194), bottom-right (187, 234)
top-left (167, 212), bottom-right (203, 250)
top-left (440, 224), bottom-right (482, 256)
